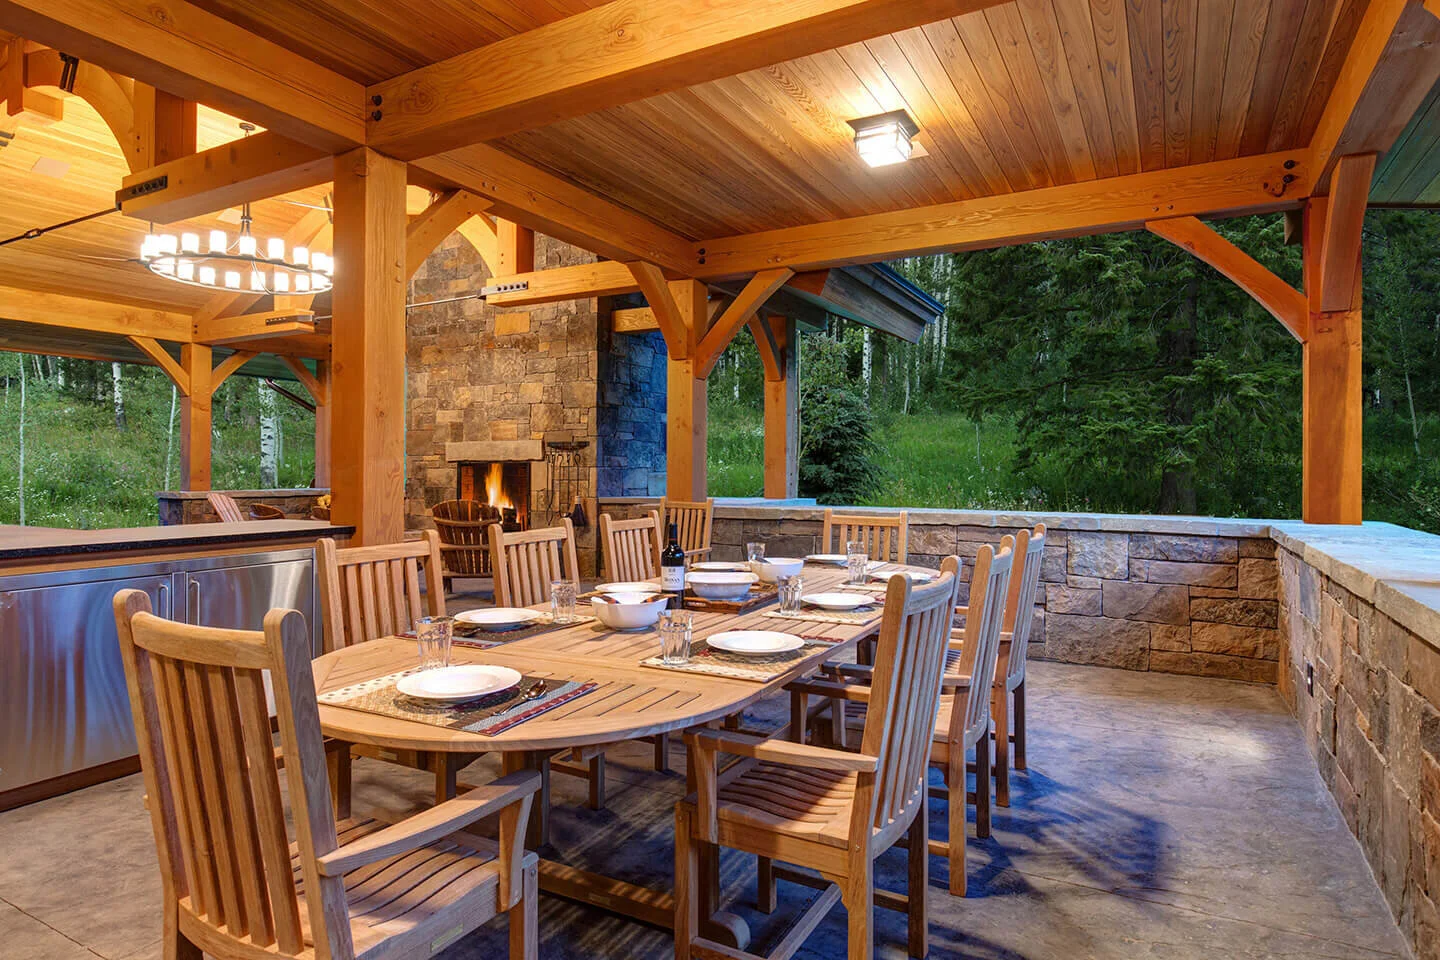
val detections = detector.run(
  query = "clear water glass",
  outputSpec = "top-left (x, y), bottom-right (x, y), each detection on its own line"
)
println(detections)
top-left (746, 541), bottom-right (767, 563)
top-left (846, 540), bottom-right (869, 585)
top-left (550, 579), bottom-right (578, 624)
top-left (658, 610), bottom-right (693, 664)
top-left (415, 616), bottom-right (453, 670)
top-left (778, 574), bottom-right (804, 615)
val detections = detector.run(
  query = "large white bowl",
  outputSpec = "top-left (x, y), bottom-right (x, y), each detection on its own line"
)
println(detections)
top-left (750, 557), bottom-right (805, 583)
top-left (686, 571), bottom-right (758, 601)
top-left (590, 593), bottom-right (669, 630)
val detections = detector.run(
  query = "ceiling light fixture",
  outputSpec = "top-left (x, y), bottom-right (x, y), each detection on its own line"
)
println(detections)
top-left (848, 110), bottom-right (919, 168)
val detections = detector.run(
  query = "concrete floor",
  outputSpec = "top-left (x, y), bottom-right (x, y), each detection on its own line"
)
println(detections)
top-left (0, 662), bottom-right (1408, 960)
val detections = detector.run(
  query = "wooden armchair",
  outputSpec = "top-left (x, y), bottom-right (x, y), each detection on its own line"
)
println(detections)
top-left (112, 589), bottom-right (540, 960)
top-left (248, 502), bottom-right (287, 520)
top-left (207, 491), bottom-right (246, 523)
top-left (676, 559), bottom-right (962, 960)
top-left (598, 510), bottom-right (662, 580)
top-left (659, 497), bottom-right (714, 563)
top-left (432, 499), bottom-right (501, 592)
top-left (821, 508), bottom-right (908, 563)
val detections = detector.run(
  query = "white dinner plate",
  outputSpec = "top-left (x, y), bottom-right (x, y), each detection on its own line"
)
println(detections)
top-left (805, 553), bottom-right (850, 565)
top-left (595, 581), bottom-right (662, 594)
top-left (691, 561), bottom-right (751, 572)
top-left (454, 607), bottom-right (544, 631)
top-left (802, 592), bottom-right (871, 611)
top-left (397, 665), bottom-right (522, 702)
top-left (706, 630), bottom-right (804, 655)
top-left (869, 569), bottom-right (935, 584)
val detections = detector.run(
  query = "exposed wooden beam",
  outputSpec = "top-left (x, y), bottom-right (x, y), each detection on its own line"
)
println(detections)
top-left (126, 335), bottom-right (189, 393)
top-left (666, 279), bottom-right (709, 499)
top-left (406, 190), bottom-right (492, 279)
top-left (412, 144), bottom-right (694, 273)
top-left (1146, 216), bottom-right (1308, 342)
top-left (193, 309), bottom-right (317, 345)
top-left (129, 82), bottom-right (196, 170)
top-left (694, 268), bottom-right (794, 377)
top-left (179, 343), bottom-right (211, 489)
top-left (1318, 154), bottom-right (1376, 312)
top-left (0, 286), bottom-right (193, 341)
top-left (209, 350), bottom-right (256, 392)
top-left (277, 355), bottom-right (322, 401)
top-left (628, 262), bottom-right (691, 358)
top-left (761, 315), bottom-right (798, 499)
top-left (0, 0), bottom-right (365, 150)
top-left (695, 151), bottom-right (1310, 276)
top-left (231, 333), bottom-right (330, 359)
top-left (2, 36), bottom-right (21, 118)
top-left (614, 306), bottom-right (659, 333)
top-left (118, 131), bottom-right (331, 222)
top-left (366, 0), bottom-right (1008, 159)
top-left (486, 260), bottom-right (642, 307)
top-left (748, 313), bottom-right (784, 381)
top-left (22, 50), bottom-right (133, 157)
top-left (496, 220), bottom-right (535, 275)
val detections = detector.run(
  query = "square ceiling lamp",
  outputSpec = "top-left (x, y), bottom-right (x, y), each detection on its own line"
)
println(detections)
top-left (848, 110), bottom-right (919, 167)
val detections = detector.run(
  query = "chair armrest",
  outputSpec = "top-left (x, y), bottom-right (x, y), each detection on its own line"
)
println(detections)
top-left (942, 672), bottom-right (973, 693)
top-left (316, 769), bottom-right (540, 877)
top-left (786, 676), bottom-right (873, 703)
top-left (820, 662), bottom-right (875, 683)
top-left (953, 605), bottom-right (969, 617)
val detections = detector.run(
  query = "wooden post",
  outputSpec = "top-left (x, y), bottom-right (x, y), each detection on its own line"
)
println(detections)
top-left (179, 343), bottom-right (211, 491)
top-left (331, 148), bottom-right (408, 545)
top-left (667, 279), bottom-right (709, 501)
top-left (497, 220), bottom-right (535, 275)
top-left (313, 359), bottom-right (333, 488)
top-left (129, 83), bottom-right (196, 169)
top-left (762, 317), bottom-right (798, 499)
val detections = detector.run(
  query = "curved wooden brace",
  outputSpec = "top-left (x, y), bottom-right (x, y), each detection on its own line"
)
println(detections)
top-left (23, 50), bottom-right (137, 169)
top-left (1146, 216), bottom-right (1308, 343)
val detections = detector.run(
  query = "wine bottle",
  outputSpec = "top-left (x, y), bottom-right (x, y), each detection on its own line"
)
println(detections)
top-left (661, 522), bottom-right (686, 593)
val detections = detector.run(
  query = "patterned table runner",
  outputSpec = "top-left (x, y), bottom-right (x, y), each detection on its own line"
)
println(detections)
top-left (640, 634), bottom-right (842, 682)
top-left (318, 667), bottom-right (597, 736)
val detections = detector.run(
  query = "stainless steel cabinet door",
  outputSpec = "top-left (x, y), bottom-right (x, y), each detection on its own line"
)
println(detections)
top-left (0, 572), bottom-right (169, 791)
top-left (180, 556), bottom-right (315, 651)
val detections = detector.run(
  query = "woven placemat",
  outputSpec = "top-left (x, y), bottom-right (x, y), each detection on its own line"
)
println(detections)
top-left (767, 607), bottom-right (882, 626)
top-left (640, 633), bottom-right (841, 682)
top-left (318, 667), bottom-right (597, 736)
top-left (448, 613), bottom-right (596, 649)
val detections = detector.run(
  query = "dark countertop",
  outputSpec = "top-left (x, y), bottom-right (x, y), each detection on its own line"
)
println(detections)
top-left (0, 520), bottom-right (355, 562)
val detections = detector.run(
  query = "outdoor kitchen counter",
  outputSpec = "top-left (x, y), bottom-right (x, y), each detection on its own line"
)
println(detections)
top-left (0, 520), bottom-right (354, 572)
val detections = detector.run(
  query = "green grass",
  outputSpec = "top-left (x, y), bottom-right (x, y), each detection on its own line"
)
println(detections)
top-left (707, 404), bottom-right (765, 497)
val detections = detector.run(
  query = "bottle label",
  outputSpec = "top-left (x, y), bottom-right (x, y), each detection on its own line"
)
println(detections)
top-left (661, 566), bottom-right (685, 591)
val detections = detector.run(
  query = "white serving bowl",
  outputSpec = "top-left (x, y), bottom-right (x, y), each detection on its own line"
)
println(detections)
top-left (590, 593), bottom-right (669, 630)
top-left (686, 571), bottom-right (758, 601)
top-left (750, 557), bottom-right (805, 583)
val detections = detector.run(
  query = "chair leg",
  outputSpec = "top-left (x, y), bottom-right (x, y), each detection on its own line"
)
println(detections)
top-left (992, 687), bottom-right (1011, 808)
top-left (906, 804), bottom-right (929, 959)
top-left (674, 807), bottom-right (699, 960)
top-left (974, 737), bottom-right (992, 840)
top-left (588, 753), bottom-right (606, 810)
top-left (841, 863), bottom-right (875, 960)
top-left (947, 756), bottom-right (967, 897)
top-left (790, 691), bottom-right (809, 743)
top-left (328, 743), bottom-right (352, 821)
top-left (1013, 679), bottom-right (1027, 770)
top-left (164, 900), bottom-right (201, 960)
top-left (508, 858), bottom-right (538, 960)
top-left (654, 732), bottom-right (671, 773)
top-left (434, 753), bottom-right (459, 803)
top-left (833, 698), bottom-right (848, 750)
top-left (757, 856), bottom-right (776, 914)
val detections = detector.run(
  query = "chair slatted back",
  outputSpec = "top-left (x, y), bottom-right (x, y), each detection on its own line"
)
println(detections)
top-left (950, 540), bottom-right (1015, 741)
top-left (852, 556), bottom-right (963, 836)
top-left (208, 492), bottom-right (246, 523)
top-left (432, 499), bottom-right (501, 577)
top-left (599, 510), bottom-right (662, 581)
top-left (317, 531), bottom-right (445, 654)
top-left (490, 519), bottom-right (579, 608)
top-left (1001, 524), bottom-right (1046, 684)
top-left (114, 590), bottom-right (351, 959)
top-left (659, 497), bottom-right (713, 558)
top-left (248, 503), bottom-right (287, 520)
top-left (822, 508), bottom-right (909, 563)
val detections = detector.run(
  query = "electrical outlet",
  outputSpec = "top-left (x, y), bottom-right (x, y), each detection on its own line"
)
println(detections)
top-left (1305, 660), bottom-right (1314, 696)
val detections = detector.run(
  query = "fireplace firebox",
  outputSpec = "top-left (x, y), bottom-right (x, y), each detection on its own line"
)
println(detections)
top-left (457, 461), bottom-right (530, 530)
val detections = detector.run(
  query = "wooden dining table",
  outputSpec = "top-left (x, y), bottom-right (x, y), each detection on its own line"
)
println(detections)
top-left (311, 560), bottom-right (935, 947)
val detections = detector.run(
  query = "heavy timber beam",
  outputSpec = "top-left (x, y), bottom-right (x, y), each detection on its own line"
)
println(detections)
top-left (130, 83), bottom-right (196, 171)
top-left (193, 309), bottom-right (317, 345)
top-left (0, 286), bottom-right (192, 341)
top-left (179, 344), bottom-right (211, 490)
top-left (486, 261), bottom-right (642, 308)
top-left (22, 49), bottom-right (137, 167)
top-left (331, 147), bottom-right (407, 545)
top-left (407, 190), bottom-right (492, 279)
top-left (119, 131), bottom-right (331, 222)
top-left (665, 280), bottom-right (709, 500)
top-left (0, 0), bottom-right (365, 150)
top-left (366, 0), bottom-right (1009, 159)
top-left (756, 314), bottom-right (798, 499)
top-left (693, 268), bottom-right (793, 377)
top-left (694, 151), bottom-right (1309, 276)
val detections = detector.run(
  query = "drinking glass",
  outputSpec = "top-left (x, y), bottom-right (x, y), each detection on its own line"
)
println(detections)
top-left (414, 616), bottom-right (453, 670)
top-left (746, 541), bottom-right (767, 563)
top-left (846, 540), bottom-right (870, 585)
top-left (551, 579), bottom-right (578, 624)
top-left (658, 610), bottom-right (693, 664)
top-left (777, 574), bottom-right (804, 615)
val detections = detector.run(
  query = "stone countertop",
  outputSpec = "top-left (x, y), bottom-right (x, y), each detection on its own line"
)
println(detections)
top-left (0, 520), bottom-right (354, 562)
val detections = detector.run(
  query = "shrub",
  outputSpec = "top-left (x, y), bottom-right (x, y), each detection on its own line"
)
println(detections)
top-left (799, 334), bottom-right (881, 504)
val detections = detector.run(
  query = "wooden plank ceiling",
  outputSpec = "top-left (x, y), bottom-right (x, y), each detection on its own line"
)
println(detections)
top-left (1371, 75), bottom-right (1440, 204)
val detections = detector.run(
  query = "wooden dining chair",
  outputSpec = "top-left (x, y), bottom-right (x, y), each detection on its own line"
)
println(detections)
top-left (317, 531), bottom-right (471, 804)
top-left (432, 499), bottom-right (501, 592)
top-left (821, 508), bottom-right (909, 563)
top-left (112, 589), bottom-right (541, 960)
top-left (659, 497), bottom-right (713, 563)
top-left (207, 492), bottom-right (246, 523)
top-left (980, 523), bottom-right (1045, 807)
top-left (598, 509), bottom-right (662, 580)
top-left (248, 502), bottom-right (287, 520)
top-left (675, 558), bottom-right (962, 960)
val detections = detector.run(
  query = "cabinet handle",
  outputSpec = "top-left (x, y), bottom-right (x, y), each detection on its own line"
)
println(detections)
top-left (188, 577), bottom-right (200, 625)
top-left (157, 582), bottom-right (170, 620)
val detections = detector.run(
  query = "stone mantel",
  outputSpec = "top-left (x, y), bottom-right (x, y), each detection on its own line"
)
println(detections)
top-left (445, 440), bottom-right (545, 462)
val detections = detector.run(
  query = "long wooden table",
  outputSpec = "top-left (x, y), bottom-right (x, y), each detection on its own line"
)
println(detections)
top-left (312, 561), bottom-right (927, 945)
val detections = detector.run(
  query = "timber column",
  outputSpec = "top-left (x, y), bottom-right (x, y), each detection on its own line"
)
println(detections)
top-left (761, 316), bottom-right (799, 499)
top-left (666, 279), bottom-right (709, 501)
top-left (179, 343), bottom-right (212, 490)
top-left (331, 148), bottom-right (408, 544)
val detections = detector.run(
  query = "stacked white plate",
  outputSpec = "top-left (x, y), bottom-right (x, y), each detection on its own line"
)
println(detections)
top-left (706, 630), bottom-right (804, 655)
top-left (802, 592), bottom-right (871, 611)
top-left (397, 665), bottom-right (522, 701)
top-left (455, 608), bottom-right (544, 631)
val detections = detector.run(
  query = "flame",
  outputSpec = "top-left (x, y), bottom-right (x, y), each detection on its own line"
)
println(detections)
top-left (485, 463), bottom-right (512, 511)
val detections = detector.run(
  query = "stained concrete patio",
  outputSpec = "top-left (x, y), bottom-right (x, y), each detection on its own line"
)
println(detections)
top-left (0, 662), bottom-right (1407, 960)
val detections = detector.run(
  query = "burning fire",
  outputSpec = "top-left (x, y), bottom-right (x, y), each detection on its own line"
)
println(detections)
top-left (485, 463), bottom-right (512, 511)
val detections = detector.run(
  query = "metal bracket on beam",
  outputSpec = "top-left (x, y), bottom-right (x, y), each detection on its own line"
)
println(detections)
top-left (116, 175), bottom-right (169, 203)
top-left (479, 280), bottom-right (529, 297)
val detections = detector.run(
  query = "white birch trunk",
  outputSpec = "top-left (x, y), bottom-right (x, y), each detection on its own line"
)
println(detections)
top-left (164, 384), bottom-right (177, 489)
top-left (862, 328), bottom-right (872, 398)
top-left (259, 381), bottom-right (279, 487)
top-left (17, 355), bottom-right (26, 525)
top-left (111, 362), bottom-right (126, 428)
